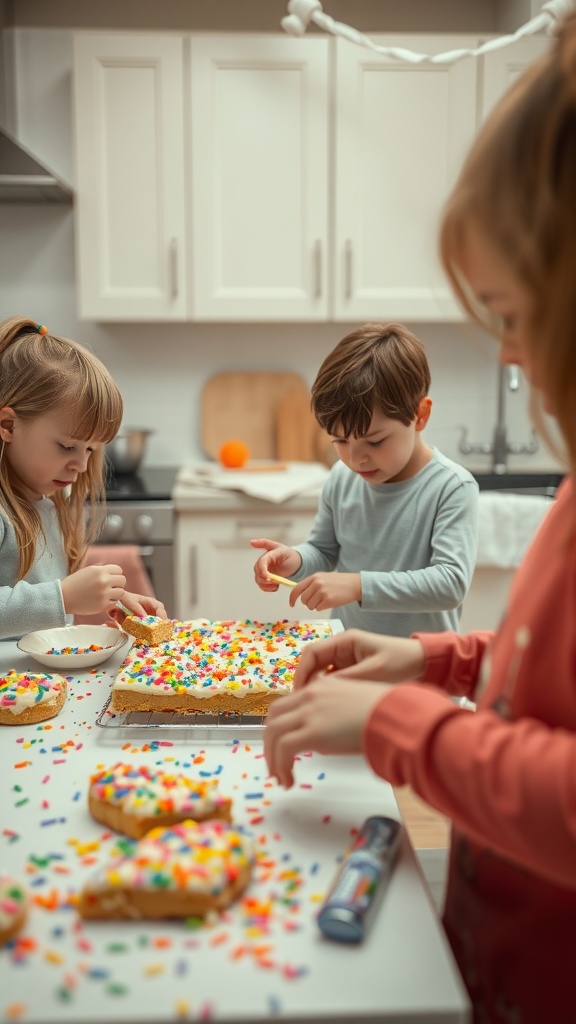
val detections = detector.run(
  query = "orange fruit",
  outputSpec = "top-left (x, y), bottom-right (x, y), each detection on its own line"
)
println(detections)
top-left (219, 439), bottom-right (250, 468)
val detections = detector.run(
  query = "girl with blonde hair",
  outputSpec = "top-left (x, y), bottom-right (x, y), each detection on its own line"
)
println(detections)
top-left (0, 316), bottom-right (165, 639)
top-left (264, 12), bottom-right (576, 1023)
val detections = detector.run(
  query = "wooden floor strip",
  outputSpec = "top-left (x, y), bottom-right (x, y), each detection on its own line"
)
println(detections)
top-left (393, 786), bottom-right (450, 849)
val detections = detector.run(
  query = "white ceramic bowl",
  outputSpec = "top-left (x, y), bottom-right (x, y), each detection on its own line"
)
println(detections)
top-left (17, 625), bottom-right (129, 670)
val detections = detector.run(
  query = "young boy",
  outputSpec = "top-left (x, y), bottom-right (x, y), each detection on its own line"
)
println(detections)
top-left (251, 323), bottom-right (478, 636)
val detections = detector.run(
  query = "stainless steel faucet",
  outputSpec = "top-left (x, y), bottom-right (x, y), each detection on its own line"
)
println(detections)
top-left (459, 364), bottom-right (538, 474)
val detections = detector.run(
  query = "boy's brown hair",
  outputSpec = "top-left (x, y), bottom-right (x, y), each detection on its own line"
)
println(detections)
top-left (311, 322), bottom-right (431, 437)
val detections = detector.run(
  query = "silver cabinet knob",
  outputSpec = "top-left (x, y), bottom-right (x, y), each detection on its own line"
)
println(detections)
top-left (103, 513), bottom-right (124, 540)
top-left (134, 513), bottom-right (154, 540)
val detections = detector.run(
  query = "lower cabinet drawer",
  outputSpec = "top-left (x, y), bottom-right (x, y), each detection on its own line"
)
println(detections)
top-left (175, 510), bottom-right (323, 621)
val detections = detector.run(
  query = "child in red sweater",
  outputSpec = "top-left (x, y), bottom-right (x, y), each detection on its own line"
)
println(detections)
top-left (264, 12), bottom-right (576, 1024)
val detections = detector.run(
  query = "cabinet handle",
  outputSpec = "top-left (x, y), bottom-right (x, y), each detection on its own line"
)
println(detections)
top-left (345, 239), bottom-right (353, 299)
top-left (189, 545), bottom-right (197, 606)
top-left (237, 520), bottom-right (293, 534)
top-left (314, 239), bottom-right (322, 299)
top-left (170, 237), bottom-right (178, 299)
top-left (234, 520), bottom-right (295, 546)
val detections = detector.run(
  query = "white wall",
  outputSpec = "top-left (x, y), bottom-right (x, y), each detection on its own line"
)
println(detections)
top-left (6, 0), bottom-right (502, 33)
top-left (0, 6), bottom-right (558, 472)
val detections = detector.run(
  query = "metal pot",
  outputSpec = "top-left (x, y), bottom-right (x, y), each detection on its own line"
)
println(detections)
top-left (105, 429), bottom-right (153, 474)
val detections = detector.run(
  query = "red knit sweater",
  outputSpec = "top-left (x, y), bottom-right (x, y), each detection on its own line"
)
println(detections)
top-left (364, 477), bottom-right (576, 1024)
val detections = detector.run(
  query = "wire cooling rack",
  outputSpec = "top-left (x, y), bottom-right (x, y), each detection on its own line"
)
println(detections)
top-left (95, 693), bottom-right (265, 732)
top-left (94, 621), bottom-right (343, 735)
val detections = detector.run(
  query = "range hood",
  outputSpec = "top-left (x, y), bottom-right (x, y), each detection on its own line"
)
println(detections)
top-left (0, 126), bottom-right (73, 203)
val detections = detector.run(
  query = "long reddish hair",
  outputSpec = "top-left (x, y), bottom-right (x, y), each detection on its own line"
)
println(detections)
top-left (440, 13), bottom-right (576, 483)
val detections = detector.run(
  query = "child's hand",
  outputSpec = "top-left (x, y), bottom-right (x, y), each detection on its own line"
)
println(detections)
top-left (108, 593), bottom-right (168, 625)
top-left (293, 629), bottom-right (426, 690)
top-left (61, 564), bottom-right (126, 615)
top-left (250, 538), bottom-right (302, 591)
top-left (264, 675), bottom-right (389, 788)
top-left (289, 572), bottom-right (361, 612)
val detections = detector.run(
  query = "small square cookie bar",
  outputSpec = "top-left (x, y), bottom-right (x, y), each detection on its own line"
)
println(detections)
top-left (122, 615), bottom-right (174, 645)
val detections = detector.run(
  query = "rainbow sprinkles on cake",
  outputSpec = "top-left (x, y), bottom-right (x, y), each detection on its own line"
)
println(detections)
top-left (111, 619), bottom-right (335, 716)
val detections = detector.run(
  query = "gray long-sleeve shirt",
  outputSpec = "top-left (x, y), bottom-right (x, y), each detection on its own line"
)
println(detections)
top-left (0, 498), bottom-right (69, 640)
top-left (292, 448), bottom-right (479, 637)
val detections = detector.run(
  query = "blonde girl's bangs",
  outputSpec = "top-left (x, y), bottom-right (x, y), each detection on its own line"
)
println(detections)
top-left (60, 361), bottom-right (123, 445)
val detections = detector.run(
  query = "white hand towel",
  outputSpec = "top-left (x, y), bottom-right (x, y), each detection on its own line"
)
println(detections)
top-left (176, 461), bottom-right (329, 503)
top-left (476, 492), bottom-right (553, 568)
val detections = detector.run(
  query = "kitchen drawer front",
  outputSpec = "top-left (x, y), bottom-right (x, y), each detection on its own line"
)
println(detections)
top-left (175, 509), bottom-right (322, 621)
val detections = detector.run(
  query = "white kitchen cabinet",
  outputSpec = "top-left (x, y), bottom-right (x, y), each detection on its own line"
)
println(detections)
top-left (480, 36), bottom-right (549, 119)
top-left (189, 35), bottom-right (329, 321)
top-left (175, 508), bottom-right (324, 621)
top-left (72, 31), bottom-right (484, 323)
top-left (334, 35), bottom-right (480, 322)
top-left (73, 33), bottom-right (187, 320)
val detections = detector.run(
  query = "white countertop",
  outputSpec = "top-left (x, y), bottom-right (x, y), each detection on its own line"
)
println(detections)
top-left (173, 462), bottom-right (328, 512)
top-left (0, 640), bottom-right (470, 1024)
top-left (173, 483), bottom-right (323, 512)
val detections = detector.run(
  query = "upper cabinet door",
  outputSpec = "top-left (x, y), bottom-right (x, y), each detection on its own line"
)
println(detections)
top-left (334, 35), bottom-right (479, 323)
top-left (73, 34), bottom-right (187, 321)
top-left (481, 36), bottom-right (549, 118)
top-left (189, 35), bottom-right (329, 321)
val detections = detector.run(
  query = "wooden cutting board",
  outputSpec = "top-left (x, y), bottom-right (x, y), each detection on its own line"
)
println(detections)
top-left (201, 372), bottom-right (311, 460)
top-left (275, 384), bottom-right (336, 467)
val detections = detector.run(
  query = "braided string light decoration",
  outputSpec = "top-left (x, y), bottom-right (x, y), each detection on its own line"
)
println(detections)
top-left (281, 0), bottom-right (573, 63)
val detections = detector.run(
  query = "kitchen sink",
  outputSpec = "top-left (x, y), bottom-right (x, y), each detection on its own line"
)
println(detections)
top-left (472, 471), bottom-right (564, 497)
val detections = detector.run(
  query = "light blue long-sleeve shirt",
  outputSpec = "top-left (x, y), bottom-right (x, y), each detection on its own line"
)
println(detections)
top-left (292, 448), bottom-right (479, 637)
top-left (0, 498), bottom-right (69, 640)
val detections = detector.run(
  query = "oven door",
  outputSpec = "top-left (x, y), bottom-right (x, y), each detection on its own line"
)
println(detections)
top-left (138, 543), bottom-right (175, 618)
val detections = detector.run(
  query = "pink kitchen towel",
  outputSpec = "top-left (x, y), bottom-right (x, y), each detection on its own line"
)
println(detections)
top-left (74, 545), bottom-right (155, 625)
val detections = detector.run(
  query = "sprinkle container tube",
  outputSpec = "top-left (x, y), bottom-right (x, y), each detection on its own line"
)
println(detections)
top-left (317, 816), bottom-right (402, 943)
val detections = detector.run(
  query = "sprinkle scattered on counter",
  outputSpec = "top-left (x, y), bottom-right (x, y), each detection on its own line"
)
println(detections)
top-left (106, 981), bottom-right (129, 997)
top-left (2, 828), bottom-right (20, 844)
top-left (268, 994), bottom-right (282, 1015)
top-left (1, 727), bottom-right (340, 1023)
top-left (3, 1003), bottom-right (27, 1019)
top-left (174, 998), bottom-right (190, 1019)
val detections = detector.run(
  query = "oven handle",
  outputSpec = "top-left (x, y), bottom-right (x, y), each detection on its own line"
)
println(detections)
top-left (137, 546), bottom-right (155, 558)
top-left (189, 546), bottom-right (197, 607)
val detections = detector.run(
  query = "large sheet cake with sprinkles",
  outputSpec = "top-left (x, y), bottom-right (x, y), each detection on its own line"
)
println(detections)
top-left (111, 619), bottom-right (335, 716)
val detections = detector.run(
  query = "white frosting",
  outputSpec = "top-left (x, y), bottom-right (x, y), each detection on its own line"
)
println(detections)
top-left (0, 670), bottom-right (64, 715)
top-left (84, 820), bottom-right (254, 896)
top-left (90, 764), bottom-right (229, 819)
top-left (112, 620), bottom-right (334, 700)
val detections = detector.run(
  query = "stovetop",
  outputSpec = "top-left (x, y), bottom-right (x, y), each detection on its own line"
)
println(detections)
top-left (104, 465), bottom-right (179, 502)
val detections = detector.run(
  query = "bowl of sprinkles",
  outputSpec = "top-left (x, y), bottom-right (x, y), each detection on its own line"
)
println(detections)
top-left (18, 625), bottom-right (128, 669)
